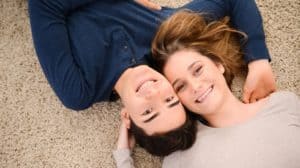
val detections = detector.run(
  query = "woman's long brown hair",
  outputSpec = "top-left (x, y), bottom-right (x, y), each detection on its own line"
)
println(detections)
top-left (152, 10), bottom-right (247, 87)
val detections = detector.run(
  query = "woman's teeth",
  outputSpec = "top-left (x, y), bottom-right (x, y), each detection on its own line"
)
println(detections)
top-left (195, 86), bottom-right (213, 103)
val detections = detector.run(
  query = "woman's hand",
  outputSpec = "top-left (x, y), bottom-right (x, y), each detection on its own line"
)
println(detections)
top-left (117, 114), bottom-right (135, 150)
top-left (243, 59), bottom-right (276, 103)
top-left (134, 0), bottom-right (161, 10)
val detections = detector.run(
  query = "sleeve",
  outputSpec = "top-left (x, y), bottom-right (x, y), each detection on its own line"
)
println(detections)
top-left (182, 0), bottom-right (271, 64)
top-left (274, 91), bottom-right (300, 118)
top-left (287, 91), bottom-right (300, 116)
top-left (28, 0), bottom-right (97, 110)
top-left (113, 149), bottom-right (135, 168)
top-left (162, 155), bottom-right (179, 168)
top-left (294, 94), bottom-right (300, 110)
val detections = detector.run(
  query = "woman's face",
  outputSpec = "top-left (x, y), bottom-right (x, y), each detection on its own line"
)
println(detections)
top-left (163, 49), bottom-right (230, 115)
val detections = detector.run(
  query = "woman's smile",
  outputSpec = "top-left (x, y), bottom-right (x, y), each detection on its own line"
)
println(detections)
top-left (195, 85), bottom-right (214, 104)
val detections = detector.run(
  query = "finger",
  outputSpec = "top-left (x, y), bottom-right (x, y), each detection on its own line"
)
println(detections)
top-left (135, 0), bottom-right (161, 10)
top-left (242, 88), bottom-right (252, 104)
top-left (147, 1), bottom-right (162, 10)
top-left (117, 125), bottom-right (130, 149)
top-left (120, 110), bottom-right (126, 120)
top-left (254, 85), bottom-right (275, 101)
top-left (129, 134), bottom-right (136, 149)
top-left (249, 90), bottom-right (265, 103)
top-left (257, 89), bottom-right (272, 100)
top-left (249, 94), bottom-right (258, 103)
top-left (119, 122), bottom-right (128, 137)
top-left (270, 85), bottom-right (277, 93)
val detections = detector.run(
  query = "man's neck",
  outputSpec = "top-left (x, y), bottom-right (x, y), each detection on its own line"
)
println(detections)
top-left (114, 68), bottom-right (132, 97)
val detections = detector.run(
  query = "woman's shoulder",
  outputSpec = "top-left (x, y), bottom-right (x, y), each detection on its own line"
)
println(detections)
top-left (269, 91), bottom-right (299, 103)
top-left (266, 91), bottom-right (300, 112)
top-left (162, 152), bottom-right (181, 168)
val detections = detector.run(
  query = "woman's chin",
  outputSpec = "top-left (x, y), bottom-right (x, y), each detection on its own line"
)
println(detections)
top-left (191, 92), bottom-right (220, 115)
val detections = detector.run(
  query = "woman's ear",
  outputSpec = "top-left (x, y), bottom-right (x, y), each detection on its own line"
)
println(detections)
top-left (217, 63), bottom-right (225, 74)
top-left (121, 108), bottom-right (131, 129)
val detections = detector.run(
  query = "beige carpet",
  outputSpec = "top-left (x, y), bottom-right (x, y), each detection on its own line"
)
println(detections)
top-left (0, 0), bottom-right (299, 167)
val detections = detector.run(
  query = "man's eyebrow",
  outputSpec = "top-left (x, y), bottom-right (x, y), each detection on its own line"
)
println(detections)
top-left (168, 100), bottom-right (180, 108)
top-left (143, 113), bottom-right (159, 123)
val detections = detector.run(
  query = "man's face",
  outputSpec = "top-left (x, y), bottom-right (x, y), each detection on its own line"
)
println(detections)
top-left (121, 65), bottom-right (186, 135)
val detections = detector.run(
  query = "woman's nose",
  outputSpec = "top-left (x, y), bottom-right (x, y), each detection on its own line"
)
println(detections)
top-left (190, 79), bottom-right (201, 94)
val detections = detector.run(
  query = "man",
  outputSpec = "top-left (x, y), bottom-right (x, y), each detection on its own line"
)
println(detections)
top-left (29, 0), bottom-right (275, 134)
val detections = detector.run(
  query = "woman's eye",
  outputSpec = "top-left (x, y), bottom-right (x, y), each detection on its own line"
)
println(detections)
top-left (194, 66), bottom-right (203, 76)
top-left (175, 85), bottom-right (184, 92)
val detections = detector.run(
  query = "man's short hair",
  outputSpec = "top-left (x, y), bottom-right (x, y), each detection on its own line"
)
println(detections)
top-left (129, 113), bottom-right (197, 156)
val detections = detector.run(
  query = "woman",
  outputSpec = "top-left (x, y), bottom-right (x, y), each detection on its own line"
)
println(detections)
top-left (114, 11), bottom-right (300, 168)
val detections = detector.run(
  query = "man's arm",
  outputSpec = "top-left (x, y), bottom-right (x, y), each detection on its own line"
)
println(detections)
top-left (29, 0), bottom-right (97, 110)
top-left (183, 0), bottom-right (270, 63)
top-left (224, 0), bottom-right (276, 102)
top-left (225, 0), bottom-right (271, 63)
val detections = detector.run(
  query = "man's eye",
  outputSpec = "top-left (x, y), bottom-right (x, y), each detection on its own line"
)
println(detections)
top-left (142, 109), bottom-right (152, 115)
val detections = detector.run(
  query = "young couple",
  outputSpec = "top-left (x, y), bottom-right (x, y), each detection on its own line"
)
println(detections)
top-left (114, 10), bottom-right (300, 168)
top-left (28, 0), bottom-right (299, 167)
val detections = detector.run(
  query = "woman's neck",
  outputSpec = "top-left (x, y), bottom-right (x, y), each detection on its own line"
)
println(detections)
top-left (203, 92), bottom-right (267, 128)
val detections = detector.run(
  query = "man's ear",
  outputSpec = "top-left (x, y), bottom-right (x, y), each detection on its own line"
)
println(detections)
top-left (217, 63), bottom-right (225, 74)
top-left (121, 108), bottom-right (131, 129)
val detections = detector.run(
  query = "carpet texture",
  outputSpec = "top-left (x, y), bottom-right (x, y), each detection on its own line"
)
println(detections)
top-left (0, 0), bottom-right (299, 167)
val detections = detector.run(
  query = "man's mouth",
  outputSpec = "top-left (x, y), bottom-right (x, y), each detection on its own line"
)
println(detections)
top-left (195, 85), bottom-right (214, 103)
top-left (136, 79), bottom-right (157, 93)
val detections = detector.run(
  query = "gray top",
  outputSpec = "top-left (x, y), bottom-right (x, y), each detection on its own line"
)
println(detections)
top-left (114, 91), bottom-right (300, 168)
top-left (113, 149), bottom-right (134, 168)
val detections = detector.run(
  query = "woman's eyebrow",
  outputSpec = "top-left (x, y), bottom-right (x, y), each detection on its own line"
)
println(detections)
top-left (172, 79), bottom-right (180, 87)
top-left (143, 113), bottom-right (159, 123)
top-left (188, 61), bottom-right (201, 71)
top-left (172, 60), bottom-right (201, 86)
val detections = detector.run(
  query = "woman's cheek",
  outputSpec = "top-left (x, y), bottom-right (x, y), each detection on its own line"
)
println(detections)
top-left (182, 94), bottom-right (191, 107)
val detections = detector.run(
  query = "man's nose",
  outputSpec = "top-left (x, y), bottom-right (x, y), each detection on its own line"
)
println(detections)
top-left (145, 86), bottom-right (160, 99)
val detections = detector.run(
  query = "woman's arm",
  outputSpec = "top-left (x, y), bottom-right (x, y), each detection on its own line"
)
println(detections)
top-left (28, 0), bottom-right (97, 110)
top-left (113, 114), bottom-right (135, 168)
top-left (113, 149), bottom-right (134, 168)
